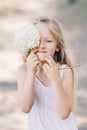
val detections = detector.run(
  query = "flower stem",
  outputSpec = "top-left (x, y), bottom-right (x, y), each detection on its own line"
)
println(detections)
top-left (59, 64), bottom-right (80, 70)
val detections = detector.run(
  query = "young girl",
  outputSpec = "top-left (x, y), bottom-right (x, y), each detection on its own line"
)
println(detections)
top-left (17, 16), bottom-right (78, 130)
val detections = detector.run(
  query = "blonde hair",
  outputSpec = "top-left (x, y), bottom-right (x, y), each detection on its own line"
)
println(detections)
top-left (23, 16), bottom-right (77, 113)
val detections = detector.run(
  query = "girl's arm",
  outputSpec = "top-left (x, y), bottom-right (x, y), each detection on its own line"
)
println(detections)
top-left (43, 56), bottom-right (74, 119)
top-left (17, 51), bottom-right (39, 113)
top-left (52, 68), bottom-right (73, 120)
top-left (17, 64), bottom-right (35, 113)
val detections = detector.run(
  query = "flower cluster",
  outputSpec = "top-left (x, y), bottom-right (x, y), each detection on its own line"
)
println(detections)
top-left (14, 24), bottom-right (40, 55)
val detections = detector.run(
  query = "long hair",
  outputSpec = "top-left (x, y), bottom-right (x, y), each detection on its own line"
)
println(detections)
top-left (23, 16), bottom-right (77, 113)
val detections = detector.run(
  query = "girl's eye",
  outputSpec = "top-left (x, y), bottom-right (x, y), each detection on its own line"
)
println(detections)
top-left (46, 40), bottom-right (53, 43)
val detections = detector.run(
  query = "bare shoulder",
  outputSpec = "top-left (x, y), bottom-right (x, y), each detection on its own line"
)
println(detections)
top-left (17, 64), bottom-right (27, 88)
top-left (17, 63), bottom-right (27, 76)
top-left (62, 65), bottom-right (73, 82)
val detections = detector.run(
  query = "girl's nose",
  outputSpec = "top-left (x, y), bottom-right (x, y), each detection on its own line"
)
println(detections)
top-left (39, 41), bottom-right (46, 49)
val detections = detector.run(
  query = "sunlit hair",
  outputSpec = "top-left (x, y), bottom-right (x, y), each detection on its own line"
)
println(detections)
top-left (23, 16), bottom-right (77, 113)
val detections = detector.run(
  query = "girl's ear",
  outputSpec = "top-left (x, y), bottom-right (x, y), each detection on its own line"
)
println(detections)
top-left (55, 47), bottom-right (59, 52)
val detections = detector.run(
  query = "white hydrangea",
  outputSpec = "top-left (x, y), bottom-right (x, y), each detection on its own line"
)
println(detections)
top-left (14, 24), bottom-right (40, 55)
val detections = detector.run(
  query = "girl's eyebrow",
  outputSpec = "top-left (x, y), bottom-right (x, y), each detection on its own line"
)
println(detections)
top-left (44, 37), bottom-right (52, 39)
top-left (40, 37), bottom-right (53, 40)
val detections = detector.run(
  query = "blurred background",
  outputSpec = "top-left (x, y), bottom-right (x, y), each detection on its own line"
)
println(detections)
top-left (0, 0), bottom-right (87, 130)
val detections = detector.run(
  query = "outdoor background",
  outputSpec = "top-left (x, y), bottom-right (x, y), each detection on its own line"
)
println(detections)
top-left (0, 0), bottom-right (87, 130)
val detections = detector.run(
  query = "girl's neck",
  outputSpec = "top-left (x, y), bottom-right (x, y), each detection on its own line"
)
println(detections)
top-left (37, 62), bottom-right (44, 72)
top-left (36, 62), bottom-right (46, 77)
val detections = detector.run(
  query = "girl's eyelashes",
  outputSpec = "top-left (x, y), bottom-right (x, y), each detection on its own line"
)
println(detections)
top-left (45, 40), bottom-right (53, 43)
top-left (39, 38), bottom-right (53, 43)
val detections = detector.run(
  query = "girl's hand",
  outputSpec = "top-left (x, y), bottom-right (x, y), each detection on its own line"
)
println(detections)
top-left (26, 50), bottom-right (40, 74)
top-left (43, 56), bottom-right (60, 83)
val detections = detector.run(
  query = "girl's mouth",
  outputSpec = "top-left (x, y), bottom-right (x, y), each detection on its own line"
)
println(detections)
top-left (35, 50), bottom-right (47, 53)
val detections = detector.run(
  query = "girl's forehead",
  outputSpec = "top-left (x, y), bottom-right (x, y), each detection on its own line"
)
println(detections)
top-left (35, 23), bottom-right (49, 32)
top-left (35, 23), bottom-right (48, 28)
top-left (35, 23), bottom-right (54, 38)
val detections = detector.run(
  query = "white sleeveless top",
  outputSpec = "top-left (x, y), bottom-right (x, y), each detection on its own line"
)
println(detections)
top-left (27, 64), bottom-right (78, 130)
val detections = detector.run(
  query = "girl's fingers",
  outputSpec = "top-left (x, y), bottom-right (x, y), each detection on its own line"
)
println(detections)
top-left (43, 64), bottom-right (48, 73)
top-left (29, 53), bottom-right (36, 58)
top-left (43, 63), bottom-right (49, 70)
top-left (30, 49), bottom-right (38, 55)
top-left (45, 58), bottom-right (51, 65)
top-left (49, 56), bottom-right (55, 63)
top-left (32, 56), bottom-right (39, 61)
top-left (28, 53), bottom-right (38, 60)
top-left (34, 60), bottom-right (40, 65)
top-left (28, 49), bottom-right (38, 58)
top-left (28, 57), bottom-right (39, 62)
top-left (45, 56), bottom-right (55, 67)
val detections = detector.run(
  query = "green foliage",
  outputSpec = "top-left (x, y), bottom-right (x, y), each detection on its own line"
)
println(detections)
top-left (54, 0), bottom-right (68, 9)
top-left (54, 0), bottom-right (87, 10)
top-left (79, 0), bottom-right (87, 8)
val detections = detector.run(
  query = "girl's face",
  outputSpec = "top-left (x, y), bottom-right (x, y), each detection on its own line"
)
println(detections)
top-left (34, 23), bottom-right (59, 62)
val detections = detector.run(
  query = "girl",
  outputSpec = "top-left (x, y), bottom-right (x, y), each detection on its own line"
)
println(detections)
top-left (17, 16), bottom-right (78, 130)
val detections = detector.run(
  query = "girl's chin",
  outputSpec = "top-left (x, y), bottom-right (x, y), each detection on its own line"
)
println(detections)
top-left (37, 55), bottom-right (46, 62)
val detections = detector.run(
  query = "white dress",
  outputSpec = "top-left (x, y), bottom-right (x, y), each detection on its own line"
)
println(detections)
top-left (27, 64), bottom-right (78, 130)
